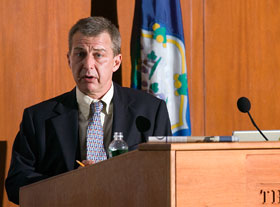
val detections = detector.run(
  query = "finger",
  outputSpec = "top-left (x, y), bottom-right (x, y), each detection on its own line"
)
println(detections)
top-left (82, 160), bottom-right (94, 166)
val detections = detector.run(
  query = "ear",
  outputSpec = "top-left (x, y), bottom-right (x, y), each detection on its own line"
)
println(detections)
top-left (67, 52), bottom-right (71, 67)
top-left (112, 54), bottom-right (122, 72)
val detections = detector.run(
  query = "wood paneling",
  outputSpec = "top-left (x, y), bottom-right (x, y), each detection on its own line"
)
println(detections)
top-left (181, 0), bottom-right (205, 135)
top-left (204, 0), bottom-right (280, 135)
top-left (3, 0), bottom-right (280, 205)
top-left (0, 1), bottom-right (91, 206)
top-left (117, 0), bottom-right (280, 136)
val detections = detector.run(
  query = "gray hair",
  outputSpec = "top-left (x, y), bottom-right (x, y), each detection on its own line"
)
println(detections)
top-left (68, 16), bottom-right (121, 56)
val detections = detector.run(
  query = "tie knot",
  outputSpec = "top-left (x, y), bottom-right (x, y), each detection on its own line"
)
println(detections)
top-left (91, 101), bottom-right (103, 113)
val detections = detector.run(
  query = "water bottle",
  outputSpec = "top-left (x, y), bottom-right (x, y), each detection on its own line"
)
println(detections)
top-left (108, 132), bottom-right (128, 158)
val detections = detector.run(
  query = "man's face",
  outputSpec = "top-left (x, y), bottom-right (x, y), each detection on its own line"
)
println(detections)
top-left (68, 32), bottom-right (121, 99)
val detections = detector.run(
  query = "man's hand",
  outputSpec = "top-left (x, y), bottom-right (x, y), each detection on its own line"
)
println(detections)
top-left (81, 160), bottom-right (94, 167)
top-left (76, 160), bottom-right (95, 168)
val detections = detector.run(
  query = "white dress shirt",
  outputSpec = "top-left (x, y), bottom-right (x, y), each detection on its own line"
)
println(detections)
top-left (76, 84), bottom-right (114, 160)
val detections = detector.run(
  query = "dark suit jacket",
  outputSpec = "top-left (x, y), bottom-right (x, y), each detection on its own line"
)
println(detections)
top-left (5, 83), bottom-right (172, 204)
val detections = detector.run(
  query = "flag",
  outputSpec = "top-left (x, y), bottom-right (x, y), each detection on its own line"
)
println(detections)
top-left (131, 0), bottom-right (191, 135)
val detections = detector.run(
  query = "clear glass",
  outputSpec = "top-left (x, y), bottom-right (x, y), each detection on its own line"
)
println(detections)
top-left (108, 132), bottom-right (128, 158)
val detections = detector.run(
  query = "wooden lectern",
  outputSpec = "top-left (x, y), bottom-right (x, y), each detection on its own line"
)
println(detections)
top-left (20, 142), bottom-right (280, 207)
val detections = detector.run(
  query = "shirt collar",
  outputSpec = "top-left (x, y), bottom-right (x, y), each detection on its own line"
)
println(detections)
top-left (76, 83), bottom-right (114, 119)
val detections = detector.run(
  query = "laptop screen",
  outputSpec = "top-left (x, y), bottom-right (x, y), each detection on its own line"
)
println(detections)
top-left (232, 130), bottom-right (280, 142)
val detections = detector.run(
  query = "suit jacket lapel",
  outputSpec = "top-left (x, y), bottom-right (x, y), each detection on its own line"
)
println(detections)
top-left (112, 84), bottom-right (135, 145)
top-left (51, 89), bottom-right (79, 171)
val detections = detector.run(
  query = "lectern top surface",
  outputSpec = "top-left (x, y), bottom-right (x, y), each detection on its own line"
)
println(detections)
top-left (138, 141), bottom-right (280, 151)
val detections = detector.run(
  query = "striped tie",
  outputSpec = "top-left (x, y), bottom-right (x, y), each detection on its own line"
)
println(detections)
top-left (86, 101), bottom-right (107, 163)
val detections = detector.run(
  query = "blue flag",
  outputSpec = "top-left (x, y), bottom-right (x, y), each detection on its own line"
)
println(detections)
top-left (131, 0), bottom-right (191, 135)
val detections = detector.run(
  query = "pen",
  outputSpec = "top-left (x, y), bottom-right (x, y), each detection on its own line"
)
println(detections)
top-left (76, 160), bottom-right (85, 167)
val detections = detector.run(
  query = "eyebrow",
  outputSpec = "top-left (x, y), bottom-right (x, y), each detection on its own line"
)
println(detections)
top-left (73, 47), bottom-right (106, 52)
top-left (73, 47), bottom-right (85, 50)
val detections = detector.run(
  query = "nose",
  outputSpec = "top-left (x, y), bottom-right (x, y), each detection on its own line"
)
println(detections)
top-left (83, 54), bottom-right (95, 70)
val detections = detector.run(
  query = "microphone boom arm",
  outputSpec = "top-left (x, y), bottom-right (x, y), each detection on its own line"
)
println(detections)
top-left (247, 112), bottom-right (268, 141)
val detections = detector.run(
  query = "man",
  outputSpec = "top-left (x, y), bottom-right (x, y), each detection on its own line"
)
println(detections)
top-left (5, 16), bottom-right (172, 204)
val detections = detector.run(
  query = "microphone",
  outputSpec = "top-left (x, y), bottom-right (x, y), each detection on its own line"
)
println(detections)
top-left (136, 116), bottom-right (151, 143)
top-left (237, 97), bottom-right (268, 141)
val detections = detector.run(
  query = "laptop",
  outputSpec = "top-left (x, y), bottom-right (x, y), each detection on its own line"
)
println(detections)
top-left (232, 130), bottom-right (280, 142)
